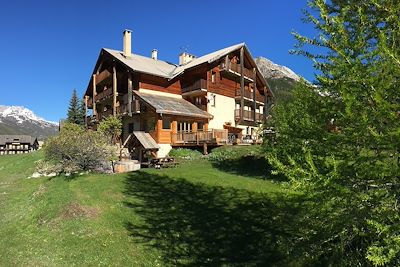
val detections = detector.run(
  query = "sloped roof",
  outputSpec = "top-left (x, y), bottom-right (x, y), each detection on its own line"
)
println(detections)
top-left (0, 135), bottom-right (37, 145)
top-left (103, 43), bottom-right (245, 80)
top-left (133, 91), bottom-right (212, 119)
top-left (132, 131), bottom-right (159, 150)
top-left (170, 43), bottom-right (245, 78)
top-left (104, 48), bottom-right (177, 78)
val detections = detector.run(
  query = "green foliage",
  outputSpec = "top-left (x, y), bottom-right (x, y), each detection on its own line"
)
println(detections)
top-left (97, 116), bottom-right (122, 144)
top-left (266, 0), bottom-right (400, 265)
top-left (208, 145), bottom-right (261, 162)
top-left (66, 89), bottom-right (85, 126)
top-left (168, 148), bottom-right (202, 160)
top-left (42, 122), bottom-right (115, 173)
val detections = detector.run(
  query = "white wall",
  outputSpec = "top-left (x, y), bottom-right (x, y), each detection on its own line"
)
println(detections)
top-left (207, 92), bottom-right (236, 130)
top-left (157, 144), bottom-right (172, 158)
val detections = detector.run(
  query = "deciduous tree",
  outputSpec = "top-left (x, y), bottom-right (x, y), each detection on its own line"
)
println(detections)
top-left (265, 1), bottom-right (400, 265)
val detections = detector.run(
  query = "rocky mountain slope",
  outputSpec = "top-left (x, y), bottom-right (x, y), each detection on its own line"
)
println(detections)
top-left (0, 106), bottom-right (58, 140)
top-left (255, 57), bottom-right (302, 102)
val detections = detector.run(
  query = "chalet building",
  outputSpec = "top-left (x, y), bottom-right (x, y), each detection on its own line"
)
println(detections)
top-left (84, 30), bottom-right (273, 158)
top-left (0, 135), bottom-right (39, 155)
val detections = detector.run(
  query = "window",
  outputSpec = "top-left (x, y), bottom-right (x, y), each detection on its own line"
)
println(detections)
top-left (128, 123), bottom-right (134, 133)
top-left (198, 122), bottom-right (204, 131)
top-left (210, 94), bottom-right (216, 107)
top-left (211, 71), bottom-right (216, 83)
top-left (162, 118), bottom-right (171, 129)
top-left (178, 121), bottom-right (192, 132)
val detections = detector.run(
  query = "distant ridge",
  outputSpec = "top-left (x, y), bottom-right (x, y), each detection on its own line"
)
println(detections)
top-left (255, 57), bottom-right (303, 102)
top-left (0, 105), bottom-right (58, 140)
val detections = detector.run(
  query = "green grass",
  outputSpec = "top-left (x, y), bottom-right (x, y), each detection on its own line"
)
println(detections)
top-left (0, 147), bottom-right (309, 266)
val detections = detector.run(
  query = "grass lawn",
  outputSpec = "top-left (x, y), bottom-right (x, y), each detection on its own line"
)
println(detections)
top-left (0, 146), bottom-right (309, 266)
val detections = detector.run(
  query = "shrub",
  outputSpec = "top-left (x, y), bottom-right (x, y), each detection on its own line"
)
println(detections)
top-left (208, 146), bottom-right (260, 162)
top-left (97, 116), bottom-right (122, 144)
top-left (168, 148), bottom-right (202, 160)
top-left (42, 123), bottom-right (115, 174)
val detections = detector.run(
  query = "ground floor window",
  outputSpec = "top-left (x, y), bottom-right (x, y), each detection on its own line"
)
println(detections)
top-left (178, 121), bottom-right (192, 132)
top-left (162, 118), bottom-right (171, 129)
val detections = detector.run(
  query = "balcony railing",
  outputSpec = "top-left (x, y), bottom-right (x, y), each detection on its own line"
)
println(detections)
top-left (235, 109), bottom-right (265, 122)
top-left (94, 88), bottom-right (113, 102)
top-left (87, 97), bottom-right (93, 108)
top-left (97, 109), bottom-right (113, 120)
top-left (118, 100), bottom-right (140, 114)
top-left (220, 62), bottom-right (254, 79)
top-left (235, 89), bottom-right (265, 103)
top-left (182, 79), bottom-right (207, 94)
top-left (171, 129), bottom-right (228, 145)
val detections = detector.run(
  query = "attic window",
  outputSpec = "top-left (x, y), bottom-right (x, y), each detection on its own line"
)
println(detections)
top-left (211, 71), bottom-right (216, 83)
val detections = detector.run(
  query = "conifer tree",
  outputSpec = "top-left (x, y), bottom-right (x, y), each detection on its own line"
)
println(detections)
top-left (266, 1), bottom-right (400, 265)
top-left (67, 89), bottom-right (85, 126)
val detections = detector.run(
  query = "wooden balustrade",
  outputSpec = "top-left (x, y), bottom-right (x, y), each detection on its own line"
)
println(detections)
top-left (94, 88), bottom-right (113, 102)
top-left (182, 79), bottom-right (207, 93)
top-left (235, 89), bottom-right (265, 103)
top-left (118, 100), bottom-right (140, 114)
top-left (171, 129), bottom-right (228, 145)
top-left (97, 109), bottom-right (113, 120)
top-left (235, 109), bottom-right (258, 121)
top-left (220, 61), bottom-right (254, 79)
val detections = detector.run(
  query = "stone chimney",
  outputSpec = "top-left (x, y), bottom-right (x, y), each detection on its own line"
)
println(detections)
top-left (123, 29), bottom-right (132, 57)
top-left (179, 52), bottom-right (196, 65)
top-left (151, 49), bottom-right (158, 60)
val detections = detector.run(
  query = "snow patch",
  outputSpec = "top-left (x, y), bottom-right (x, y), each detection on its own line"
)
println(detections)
top-left (0, 105), bottom-right (58, 125)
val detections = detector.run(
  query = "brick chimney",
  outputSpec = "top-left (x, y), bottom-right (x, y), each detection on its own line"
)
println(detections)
top-left (123, 29), bottom-right (132, 57)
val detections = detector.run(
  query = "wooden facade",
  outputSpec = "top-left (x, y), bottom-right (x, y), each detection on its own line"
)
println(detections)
top-left (0, 135), bottom-right (39, 155)
top-left (84, 35), bottom-right (273, 156)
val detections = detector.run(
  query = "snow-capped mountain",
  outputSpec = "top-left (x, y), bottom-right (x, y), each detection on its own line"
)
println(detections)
top-left (0, 105), bottom-right (58, 140)
top-left (256, 57), bottom-right (301, 82)
top-left (255, 57), bottom-right (303, 102)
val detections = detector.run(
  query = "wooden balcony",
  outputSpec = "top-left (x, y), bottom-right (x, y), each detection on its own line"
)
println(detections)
top-left (118, 100), bottom-right (140, 115)
top-left (94, 88), bottom-right (113, 102)
top-left (97, 109), bottom-right (113, 120)
top-left (235, 109), bottom-right (264, 122)
top-left (171, 129), bottom-right (228, 146)
top-left (87, 97), bottom-right (93, 108)
top-left (235, 89), bottom-right (265, 103)
top-left (220, 62), bottom-right (254, 81)
top-left (255, 112), bottom-right (264, 122)
top-left (182, 79), bottom-right (207, 94)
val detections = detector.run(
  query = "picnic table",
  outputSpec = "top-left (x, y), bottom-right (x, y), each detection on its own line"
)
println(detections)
top-left (150, 157), bottom-right (178, 169)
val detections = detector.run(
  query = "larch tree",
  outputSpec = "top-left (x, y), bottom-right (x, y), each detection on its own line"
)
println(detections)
top-left (265, 0), bottom-right (400, 265)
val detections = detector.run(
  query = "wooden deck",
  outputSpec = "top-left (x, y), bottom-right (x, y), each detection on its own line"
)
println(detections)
top-left (171, 129), bottom-right (228, 146)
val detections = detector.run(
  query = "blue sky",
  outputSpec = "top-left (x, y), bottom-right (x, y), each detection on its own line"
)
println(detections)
top-left (0, 0), bottom-right (317, 122)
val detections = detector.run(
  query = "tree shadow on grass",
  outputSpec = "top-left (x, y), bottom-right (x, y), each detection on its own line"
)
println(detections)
top-left (123, 171), bottom-right (313, 266)
top-left (210, 155), bottom-right (288, 182)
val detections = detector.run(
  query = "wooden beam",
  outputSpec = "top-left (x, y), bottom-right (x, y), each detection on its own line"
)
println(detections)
top-left (92, 74), bottom-right (97, 116)
top-left (128, 72), bottom-right (133, 116)
top-left (240, 47), bottom-right (245, 125)
top-left (95, 69), bottom-right (111, 86)
top-left (264, 86), bottom-right (268, 121)
top-left (253, 68), bottom-right (257, 125)
top-left (112, 66), bottom-right (117, 116)
top-left (96, 61), bottom-right (103, 75)
top-left (84, 96), bottom-right (88, 126)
